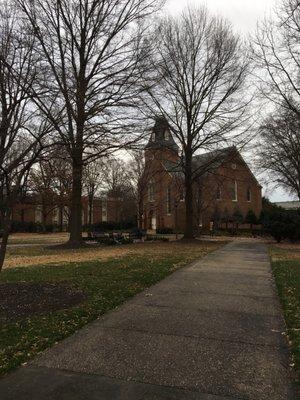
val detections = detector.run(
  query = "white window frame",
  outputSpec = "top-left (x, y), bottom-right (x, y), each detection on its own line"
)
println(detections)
top-left (102, 200), bottom-right (107, 222)
top-left (164, 129), bottom-right (170, 140)
top-left (231, 181), bottom-right (238, 202)
top-left (35, 205), bottom-right (43, 223)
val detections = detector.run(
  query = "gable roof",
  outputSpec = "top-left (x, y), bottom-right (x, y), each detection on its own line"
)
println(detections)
top-left (161, 146), bottom-right (261, 186)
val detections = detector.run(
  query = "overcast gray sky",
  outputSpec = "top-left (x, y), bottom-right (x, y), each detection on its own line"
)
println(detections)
top-left (165, 0), bottom-right (292, 202)
top-left (166, 0), bottom-right (277, 34)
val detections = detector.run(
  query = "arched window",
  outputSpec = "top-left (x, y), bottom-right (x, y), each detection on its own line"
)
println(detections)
top-left (148, 181), bottom-right (154, 202)
top-left (164, 129), bottom-right (170, 140)
top-left (247, 187), bottom-right (251, 202)
top-left (166, 186), bottom-right (171, 214)
top-left (151, 132), bottom-right (155, 141)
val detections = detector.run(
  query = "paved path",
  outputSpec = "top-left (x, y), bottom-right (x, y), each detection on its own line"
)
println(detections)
top-left (0, 240), bottom-right (294, 399)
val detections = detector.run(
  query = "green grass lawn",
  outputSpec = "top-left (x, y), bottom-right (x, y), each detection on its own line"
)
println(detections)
top-left (271, 247), bottom-right (300, 392)
top-left (0, 243), bottom-right (221, 376)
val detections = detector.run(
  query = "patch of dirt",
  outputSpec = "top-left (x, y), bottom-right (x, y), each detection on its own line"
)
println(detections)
top-left (0, 282), bottom-right (86, 323)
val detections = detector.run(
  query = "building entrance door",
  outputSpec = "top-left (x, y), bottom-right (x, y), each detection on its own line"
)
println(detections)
top-left (148, 210), bottom-right (156, 231)
top-left (151, 216), bottom-right (157, 230)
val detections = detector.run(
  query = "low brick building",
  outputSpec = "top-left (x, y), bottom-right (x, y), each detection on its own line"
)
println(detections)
top-left (140, 118), bottom-right (262, 232)
top-left (11, 194), bottom-right (135, 231)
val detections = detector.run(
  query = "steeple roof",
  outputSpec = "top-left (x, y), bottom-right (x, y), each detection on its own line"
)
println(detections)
top-left (145, 117), bottom-right (179, 153)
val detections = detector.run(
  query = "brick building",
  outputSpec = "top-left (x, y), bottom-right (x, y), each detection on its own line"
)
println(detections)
top-left (11, 194), bottom-right (135, 231)
top-left (140, 118), bottom-right (262, 232)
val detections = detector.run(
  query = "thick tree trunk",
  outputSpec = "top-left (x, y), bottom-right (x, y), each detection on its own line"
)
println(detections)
top-left (68, 152), bottom-right (83, 246)
top-left (0, 210), bottom-right (12, 272)
top-left (184, 154), bottom-right (194, 239)
top-left (59, 206), bottom-right (63, 232)
top-left (88, 193), bottom-right (93, 237)
top-left (42, 209), bottom-right (47, 233)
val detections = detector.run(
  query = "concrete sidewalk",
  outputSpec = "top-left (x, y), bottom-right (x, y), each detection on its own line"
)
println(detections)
top-left (0, 240), bottom-right (294, 399)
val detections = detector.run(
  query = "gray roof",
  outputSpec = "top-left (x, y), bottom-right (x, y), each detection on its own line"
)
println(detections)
top-left (193, 147), bottom-right (237, 174)
top-left (162, 146), bottom-right (237, 177)
top-left (274, 201), bottom-right (300, 210)
top-left (145, 117), bottom-right (179, 153)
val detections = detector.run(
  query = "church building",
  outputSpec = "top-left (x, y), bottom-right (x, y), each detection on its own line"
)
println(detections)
top-left (140, 117), bottom-right (262, 233)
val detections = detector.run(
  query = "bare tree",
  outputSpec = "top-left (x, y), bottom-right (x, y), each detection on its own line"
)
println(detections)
top-left (83, 160), bottom-right (104, 234)
top-left (28, 160), bottom-right (58, 232)
top-left (101, 157), bottom-right (137, 225)
top-left (141, 6), bottom-right (250, 238)
top-left (258, 107), bottom-right (300, 200)
top-left (127, 150), bottom-right (146, 227)
top-left (0, 3), bottom-right (50, 270)
top-left (27, 150), bottom-right (72, 231)
top-left (253, 0), bottom-right (300, 199)
top-left (254, 0), bottom-right (300, 115)
top-left (16, 0), bottom-right (163, 246)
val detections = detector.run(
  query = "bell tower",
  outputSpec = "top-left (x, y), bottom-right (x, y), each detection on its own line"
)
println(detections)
top-left (145, 117), bottom-right (179, 164)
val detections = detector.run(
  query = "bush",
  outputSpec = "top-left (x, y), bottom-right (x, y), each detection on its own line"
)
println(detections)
top-left (156, 228), bottom-right (174, 234)
top-left (261, 203), bottom-right (300, 243)
top-left (10, 221), bottom-right (41, 233)
top-left (145, 235), bottom-right (169, 242)
top-left (88, 221), bottom-right (136, 232)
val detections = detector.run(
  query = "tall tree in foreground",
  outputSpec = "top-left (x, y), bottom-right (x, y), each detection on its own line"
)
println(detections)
top-left (0, 4), bottom-right (50, 271)
top-left (142, 7), bottom-right (250, 238)
top-left (258, 108), bottom-right (300, 200)
top-left (17, 0), bottom-right (163, 246)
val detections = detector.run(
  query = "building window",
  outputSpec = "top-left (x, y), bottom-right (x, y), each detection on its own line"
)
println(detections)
top-left (62, 206), bottom-right (69, 226)
top-left (167, 186), bottom-right (171, 215)
top-left (247, 187), bottom-right (251, 202)
top-left (102, 200), bottom-right (107, 222)
top-left (88, 203), bottom-right (94, 224)
top-left (151, 132), bottom-right (155, 141)
top-left (52, 207), bottom-right (59, 224)
top-left (148, 181), bottom-right (154, 202)
top-left (230, 181), bottom-right (237, 202)
top-left (179, 188), bottom-right (185, 201)
top-left (35, 205), bottom-right (42, 223)
top-left (216, 187), bottom-right (221, 201)
top-left (164, 129), bottom-right (170, 140)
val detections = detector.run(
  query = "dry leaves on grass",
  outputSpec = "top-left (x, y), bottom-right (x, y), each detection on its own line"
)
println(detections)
top-left (271, 243), bottom-right (300, 261)
top-left (4, 242), bottom-right (221, 269)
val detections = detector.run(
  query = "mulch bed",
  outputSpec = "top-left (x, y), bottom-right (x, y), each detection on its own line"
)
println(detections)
top-left (0, 282), bottom-right (86, 323)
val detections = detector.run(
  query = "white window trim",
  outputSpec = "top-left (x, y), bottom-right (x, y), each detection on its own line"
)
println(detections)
top-left (232, 181), bottom-right (238, 202)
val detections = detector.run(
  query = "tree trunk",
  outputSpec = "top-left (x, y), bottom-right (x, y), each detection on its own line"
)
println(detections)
top-left (68, 152), bottom-right (83, 246)
top-left (59, 206), bottom-right (63, 232)
top-left (184, 154), bottom-right (194, 239)
top-left (88, 193), bottom-right (93, 237)
top-left (0, 209), bottom-right (12, 272)
top-left (42, 209), bottom-right (47, 233)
